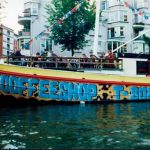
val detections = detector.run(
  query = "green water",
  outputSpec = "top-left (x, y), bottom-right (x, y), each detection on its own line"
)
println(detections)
top-left (1, 101), bottom-right (150, 149)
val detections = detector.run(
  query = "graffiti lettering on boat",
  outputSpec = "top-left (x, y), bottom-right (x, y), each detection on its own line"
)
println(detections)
top-left (0, 75), bottom-right (97, 101)
top-left (0, 75), bottom-right (150, 101)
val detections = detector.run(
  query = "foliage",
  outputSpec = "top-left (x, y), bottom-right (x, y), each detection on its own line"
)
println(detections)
top-left (45, 0), bottom-right (95, 56)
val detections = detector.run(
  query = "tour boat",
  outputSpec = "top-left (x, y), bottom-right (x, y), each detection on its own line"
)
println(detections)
top-left (0, 52), bottom-right (150, 103)
top-left (1, 0), bottom-right (150, 104)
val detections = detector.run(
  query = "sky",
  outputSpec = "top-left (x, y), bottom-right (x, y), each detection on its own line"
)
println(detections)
top-left (2, 0), bottom-right (24, 34)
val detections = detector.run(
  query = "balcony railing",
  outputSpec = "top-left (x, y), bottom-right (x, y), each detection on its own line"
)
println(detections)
top-left (133, 22), bottom-right (145, 35)
top-left (18, 13), bottom-right (32, 25)
top-left (19, 31), bottom-right (31, 36)
top-left (25, 0), bottom-right (40, 3)
top-left (3, 56), bottom-right (123, 71)
top-left (18, 14), bottom-right (31, 18)
top-left (18, 9), bottom-right (31, 18)
top-left (133, 22), bottom-right (145, 27)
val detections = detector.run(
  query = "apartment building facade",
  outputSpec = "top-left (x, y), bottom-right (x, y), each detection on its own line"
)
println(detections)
top-left (82, 0), bottom-right (150, 57)
top-left (18, 0), bottom-right (150, 57)
top-left (0, 24), bottom-right (16, 57)
top-left (18, 0), bottom-right (53, 56)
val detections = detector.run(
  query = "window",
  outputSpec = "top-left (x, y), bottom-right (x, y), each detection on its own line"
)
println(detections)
top-left (31, 4), bottom-right (38, 16)
top-left (101, 1), bottom-right (107, 10)
top-left (7, 31), bottom-right (10, 35)
top-left (108, 28), bottom-right (115, 38)
top-left (111, 28), bottom-right (115, 38)
top-left (7, 44), bottom-right (10, 49)
top-left (107, 42), bottom-right (127, 53)
top-left (121, 44), bottom-right (127, 53)
top-left (109, 11), bottom-right (128, 23)
top-left (98, 41), bottom-right (101, 46)
top-left (108, 27), bottom-right (124, 38)
top-left (118, 11), bottom-right (128, 22)
top-left (7, 37), bottom-right (10, 42)
top-left (137, 61), bottom-right (149, 75)
top-left (46, 39), bottom-right (52, 51)
top-left (113, 42), bottom-right (117, 50)
top-left (124, 15), bottom-right (128, 22)
top-left (120, 27), bottom-right (124, 36)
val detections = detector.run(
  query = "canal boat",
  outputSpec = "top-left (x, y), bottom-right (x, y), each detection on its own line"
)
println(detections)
top-left (1, 0), bottom-right (150, 104)
top-left (0, 53), bottom-right (150, 103)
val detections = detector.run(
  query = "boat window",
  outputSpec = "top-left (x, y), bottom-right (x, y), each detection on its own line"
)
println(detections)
top-left (136, 61), bottom-right (149, 75)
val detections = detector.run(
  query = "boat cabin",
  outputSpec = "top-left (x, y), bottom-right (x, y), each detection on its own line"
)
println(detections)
top-left (118, 53), bottom-right (150, 77)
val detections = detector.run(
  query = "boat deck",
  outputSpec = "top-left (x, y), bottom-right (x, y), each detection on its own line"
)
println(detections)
top-left (0, 63), bottom-right (150, 86)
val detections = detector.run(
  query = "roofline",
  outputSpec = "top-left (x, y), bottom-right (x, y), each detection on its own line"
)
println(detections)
top-left (0, 24), bottom-right (14, 32)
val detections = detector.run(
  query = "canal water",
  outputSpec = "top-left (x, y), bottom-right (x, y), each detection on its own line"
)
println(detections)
top-left (1, 99), bottom-right (150, 149)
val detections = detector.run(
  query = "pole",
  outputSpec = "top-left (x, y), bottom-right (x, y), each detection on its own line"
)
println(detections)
top-left (30, 17), bottom-right (34, 56)
top-left (93, 0), bottom-right (101, 56)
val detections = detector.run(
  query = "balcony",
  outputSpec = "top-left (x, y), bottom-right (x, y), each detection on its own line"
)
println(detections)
top-left (99, 16), bottom-right (108, 22)
top-left (18, 11), bottom-right (31, 25)
top-left (135, 36), bottom-right (144, 40)
top-left (25, 0), bottom-right (40, 3)
top-left (133, 22), bottom-right (145, 36)
top-left (133, 22), bottom-right (145, 29)
top-left (18, 16), bottom-right (31, 25)
top-left (18, 31), bottom-right (31, 39)
top-left (137, 2), bottom-right (148, 9)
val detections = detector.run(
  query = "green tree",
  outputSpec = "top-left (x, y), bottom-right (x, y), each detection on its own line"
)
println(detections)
top-left (143, 34), bottom-right (150, 53)
top-left (45, 0), bottom-right (95, 56)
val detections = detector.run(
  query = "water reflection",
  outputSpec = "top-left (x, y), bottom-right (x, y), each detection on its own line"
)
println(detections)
top-left (1, 99), bottom-right (150, 149)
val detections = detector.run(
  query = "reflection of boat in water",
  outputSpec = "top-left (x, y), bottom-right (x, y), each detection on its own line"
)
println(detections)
top-left (0, 52), bottom-right (150, 103)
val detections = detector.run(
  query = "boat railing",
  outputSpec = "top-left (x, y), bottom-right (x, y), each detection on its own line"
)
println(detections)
top-left (1, 56), bottom-right (123, 71)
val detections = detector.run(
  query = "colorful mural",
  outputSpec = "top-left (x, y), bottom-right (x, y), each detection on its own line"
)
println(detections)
top-left (96, 84), bottom-right (150, 101)
top-left (0, 75), bottom-right (150, 102)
